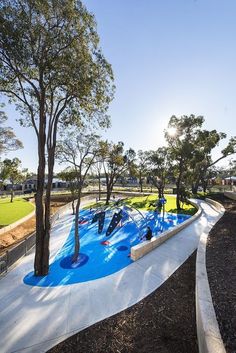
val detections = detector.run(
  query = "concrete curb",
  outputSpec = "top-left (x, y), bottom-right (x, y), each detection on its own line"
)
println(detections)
top-left (196, 198), bottom-right (226, 353)
top-left (224, 191), bottom-right (236, 201)
top-left (131, 199), bottom-right (201, 261)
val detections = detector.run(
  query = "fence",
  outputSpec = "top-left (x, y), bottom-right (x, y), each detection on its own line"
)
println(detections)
top-left (0, 232), bottom-right (36, 274)
top-left (0, 194), bottom-right (96, 275)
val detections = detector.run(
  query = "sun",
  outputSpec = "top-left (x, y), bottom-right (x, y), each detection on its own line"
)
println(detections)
top-left (167, 127), bottom-right (177, 137)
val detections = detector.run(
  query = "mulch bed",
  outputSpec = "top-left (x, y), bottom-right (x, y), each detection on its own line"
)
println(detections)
top-left (206, 194), bottom-right (236, 353)
top-left (48, 252), bottom-right (198, 353)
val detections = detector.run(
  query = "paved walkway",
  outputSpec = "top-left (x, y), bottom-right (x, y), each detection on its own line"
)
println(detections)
top-left (0, 199), bottom-right (224, 353)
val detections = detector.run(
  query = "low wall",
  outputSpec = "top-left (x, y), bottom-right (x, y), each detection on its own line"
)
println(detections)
top-left (131, 200), bottom-right (201, 261)
top-left (205, 198), bottom-right (225, 212)
top-left (224, 191), bottom-right (236, 201)
top-left (196, 199), bottom-right (226, 353)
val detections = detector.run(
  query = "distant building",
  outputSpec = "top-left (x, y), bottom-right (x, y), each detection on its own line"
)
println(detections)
top-left (23, 177), bottom-right (68, 192)
top-left (22, 178), bottom-right (37, 192)
top-left (222, 176), bottom-right (236, 186)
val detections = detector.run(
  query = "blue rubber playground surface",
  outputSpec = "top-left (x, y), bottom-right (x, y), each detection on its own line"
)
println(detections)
top-left (24, 208), bottom-right (190, 287)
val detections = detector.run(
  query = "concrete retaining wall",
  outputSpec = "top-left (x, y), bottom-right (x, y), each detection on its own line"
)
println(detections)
top-left (205, 198), bottom-right (225, 212)
top-left (196, 199), bottom-right (226, 353)
top-left (131, 200), bottom-right (201, 261)
top-left (224, 191), bottom-right (236, 201)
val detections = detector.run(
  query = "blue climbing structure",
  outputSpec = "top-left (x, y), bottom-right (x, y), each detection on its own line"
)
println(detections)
top-left (106, 209), bottom-right (123, 236)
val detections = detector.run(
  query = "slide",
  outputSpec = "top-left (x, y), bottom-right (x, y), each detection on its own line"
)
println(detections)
top-left (91, 212), bottom-right (99, 224)
top-left (106, 209), bottom-right (123, 236)
top-left (98, 211), bottom-right (105, 234)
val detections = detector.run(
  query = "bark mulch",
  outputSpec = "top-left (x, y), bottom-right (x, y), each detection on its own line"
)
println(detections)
top-left (206, 194), bottom-right (236, 353)
top-left (48, 252), bottom-right (198, 353)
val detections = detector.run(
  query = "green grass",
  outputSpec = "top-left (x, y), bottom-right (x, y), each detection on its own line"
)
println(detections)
top-left (124, 195), bottom-right (197, 215)
top-left (0, 198), bottom-right (35, 227)
top-left (83, 194), bottom-right (197, 216)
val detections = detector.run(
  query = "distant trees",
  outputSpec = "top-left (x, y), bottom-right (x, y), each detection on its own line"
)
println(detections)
top-left (0, 109), bottom-right (22, 155)
top-left (148, 147), bottom-right (170, 198)
top-left (0, 158), bottom-right (24, 202)
top-left (57, 168), bottom-right (78, 215)
top-left (92, 156), bottom-right (103, 201)
top-left (99, 141), bottom-right (136, 204)
top-left (165, 114), bottom-right (236, 209)
top-left (0, 0), bottom-right (114, 275)
top-left (135, 150), bottom-right (150, 193)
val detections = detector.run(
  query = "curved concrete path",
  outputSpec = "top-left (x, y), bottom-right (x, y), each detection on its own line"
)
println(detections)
top-left (0, 199), bottom-right (223, 353)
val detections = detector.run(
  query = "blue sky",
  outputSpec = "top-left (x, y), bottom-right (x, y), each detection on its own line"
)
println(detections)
top-left (2, 0), bottom-right (236, 172)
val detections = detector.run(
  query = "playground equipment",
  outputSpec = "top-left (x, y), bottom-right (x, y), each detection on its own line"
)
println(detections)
top-left (90, 200), bottom-right (148, 239)
top-left (98, 211), bottom-right (105, 234)
top-left (89, 195), bottom-right (168, 241)
top-left (106, 209), bottom-right (123, 236)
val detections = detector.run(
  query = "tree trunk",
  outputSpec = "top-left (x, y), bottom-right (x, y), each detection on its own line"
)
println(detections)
top-left (73, 191), bottom-right (81, 262)
top-left (176, 162), bottom-right (183, 210)
top-left (105, 174), bottom-right (113, 205)
top-left (72, 198), bottom-right (75, 215)
top-left (34, 100), bottom-right (47, 276)
top-left (43, 147), bottom-right (55, 275)
top-left (98, 172), bottom-right (101, 200)
top-left (10, 184), bottom-right (14, 202)
top-left (106, 187), bottom-right (111, 205)
top-left (106, 179), bottom-right (113, 205)
top-left (34, 144), bottom-right (46, 276)
top-left (139, 171), bottom-right (143, 192)
top-left (192, 177), bottom-right (200, 194)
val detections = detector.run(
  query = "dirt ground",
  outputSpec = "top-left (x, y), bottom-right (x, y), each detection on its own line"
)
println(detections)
top-left (206, 194), bottom-right (236, 353)
top-left (48, 252), bottom-right (198, 353)
top-left (0, 201), bottom-right (67, 255)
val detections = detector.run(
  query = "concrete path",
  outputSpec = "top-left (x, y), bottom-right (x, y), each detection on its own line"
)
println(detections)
top-left (0, 199), bottom-right (224, 353)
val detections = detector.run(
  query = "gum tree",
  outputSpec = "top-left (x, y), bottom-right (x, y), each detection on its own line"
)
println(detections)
top-left (148, 147), bottom-right (170, 198)
top-left (0, 157), bottom-right (24, 202)
top-left (57, 168), bottom-right (78, 215)
top-left (165, 115), bottom-right (236, 208)
top-left (56, 130), bottom-right (100, 262)
top-left (99, 141), bottom-right (136, 205)
top-left (0, 109), bottom-right (22, 155)
top-left (135, 150), bottom-right (150, 193)
top-left (165, 115), bottom-right (205, 210)
top-left (0, 0), bottom-right (114, 275)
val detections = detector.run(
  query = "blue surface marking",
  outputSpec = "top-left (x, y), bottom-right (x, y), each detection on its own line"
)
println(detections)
top-left (23, 209), bottom-right (190, 287)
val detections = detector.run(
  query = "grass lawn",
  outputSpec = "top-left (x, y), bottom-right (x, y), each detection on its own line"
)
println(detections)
top-left (84, 194), bottom-right (197, 215)
top-left (0, 198), bottom-right (35, 227)
top-left (124, 194), bottom-right (197, 215)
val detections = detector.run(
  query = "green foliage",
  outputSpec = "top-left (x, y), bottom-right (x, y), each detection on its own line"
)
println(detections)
top-left (0, 0), bottom-right (114, 129)
top-left (0, 197), bottom-right (34, 226)
top-left (0, 108), bottom-right (23, 155)
top-left (0, 0), bottom-right (115, 274)
top-left (98, 140), bottom-right (136, 204)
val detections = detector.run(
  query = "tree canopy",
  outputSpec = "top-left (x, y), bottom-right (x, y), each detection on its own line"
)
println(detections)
top-left (0, 0), bottom-right (114, 276)
top-left (0, 109), bottom-right (22, 155)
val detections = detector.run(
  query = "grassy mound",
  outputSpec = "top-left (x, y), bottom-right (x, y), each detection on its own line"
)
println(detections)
top-left (0, 198), bottom-right (35, 227)
top-left (84, 194), bottom-right (197, 215)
